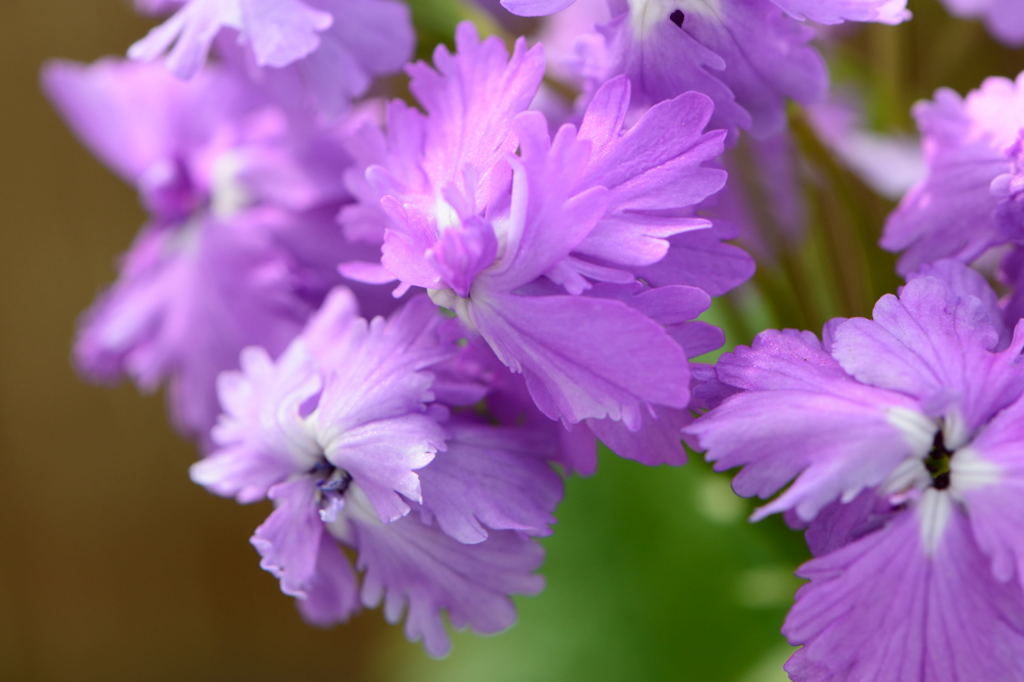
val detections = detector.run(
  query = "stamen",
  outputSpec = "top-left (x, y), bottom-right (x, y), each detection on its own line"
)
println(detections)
top-left (318, 466), bottom-right (352, 495)
top-left (924, 430), bottom-right (953, 490)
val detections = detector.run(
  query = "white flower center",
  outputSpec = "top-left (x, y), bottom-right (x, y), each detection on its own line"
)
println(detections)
top-left (627, 0), bottom-right (720, 38)
top-left (917, 487), bottom-right (953, 555)
top-left (211, 152), bottom-right (253, 218)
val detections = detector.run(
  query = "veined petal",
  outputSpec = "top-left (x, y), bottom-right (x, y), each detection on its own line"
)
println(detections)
top-left (468, 290), bottom-right (691, 427)
top-left (406, 22), bottom-right (545, 205)
top-left (955, 395), bottom-right (1024, 589)
top-left (784, 506), bottom-right (1024, 681)
top-left (687, 329), bottom-right (929, 521)
top-left (831, 270), bottom-right (1024, 433)
top-left (128, 0), bottom-right (331, 78)
top-left (251, 477), bottom-right (328, 599)
top-left (416, 421), bottom-right (563, 543)
top-left (499, 0), bottom-right (575, 16)
top-left (349, 492), bottom-right (545, 658)
top-left (770, 0), bottom-right (909, 24)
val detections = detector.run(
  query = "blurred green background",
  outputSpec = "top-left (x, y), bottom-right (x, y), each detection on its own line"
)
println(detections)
top-left (1, 1), bottom-right (1020, 680)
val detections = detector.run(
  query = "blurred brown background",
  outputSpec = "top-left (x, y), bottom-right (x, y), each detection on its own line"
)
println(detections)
top-left (1, 3), bottom-right (398, 680)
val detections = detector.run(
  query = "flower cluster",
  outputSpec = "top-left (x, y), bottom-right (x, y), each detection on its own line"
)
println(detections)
top-left (689, 262), bottom-right (1024, 680)
top-left (689, 67), bottom-right (1024, 680)
top-left (501, 0), bottom-right (909, 137)
top-left (883, 72), bottom-right (1024, 319)
top-left (47, 2), bottom-right (760, 654)
top-left (48, 0), bottom-right (1024, 676)
top-left (129, 0), bottom-right (415, 118)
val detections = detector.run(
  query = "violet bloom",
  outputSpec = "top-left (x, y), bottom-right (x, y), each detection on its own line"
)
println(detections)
top-left (44, 59), bottom-right (357, 437)
top-left (807, 88), bottom-right (924, 200)
top-left (883, 72), bottom-right (1024, 275)
top-left (342, 23), bottom-right (752, 435)
top-left (193, 288), bottom-right (561, 656)
top-left (128, 0), bottom-right (414, 118)
top-left (687, 261), bottom-right (1024, 680)
top-left (941, 0), bottom-right (1024, 47)
top-left (500, 0), bottom-right (909, 137)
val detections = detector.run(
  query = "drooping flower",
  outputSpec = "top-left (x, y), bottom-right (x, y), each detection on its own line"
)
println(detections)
top-left (499, 0), bottom-right (909, 137)
top-left (687, 261), bottom-right (1024, 680)
top-left (128, 0), bottom-right (414, 118)
top-left (883, 72), bottom-right (1024, 275)
top-left (807, 88), bottom-right (925, 200)
top-left (341, 22), bottom-right (752, 436)
top-left (193, 287), bottom-right (562, 656)
top-left (43, 58), bottom-right (361, 437)
top-left (940, 0), bottom-right (1024, 47)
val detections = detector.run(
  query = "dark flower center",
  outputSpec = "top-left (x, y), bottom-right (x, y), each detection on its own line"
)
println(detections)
top-left (311, 460), bottom-right (352, 505)
top-left (924, 431), bottom-right (953, 490)
top-left (669, 9), bottom-right (686, 28)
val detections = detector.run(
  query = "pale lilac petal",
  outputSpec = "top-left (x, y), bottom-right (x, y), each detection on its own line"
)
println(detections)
top-left (587, 406), bottom-right (691, 467)
top-left (601, 0), bottom-right (826, 137)
top-left (638, 224), bottom-right (754, 296)
top-left (240, 0), bottom-right (333, 68)
top-left (955, 394), bottom-right (1024, 589)
top-left (574, 78), bottom-right (728, 268)
top-left (324, 414), bottom-right (444, 522)
top-left (417, 421), bottom-right (563, 543)
top-left (128, 0), bottom-right (332, 77)
top-left (191, 344), bottom-right (321, 501)
top-left (915, 259), bottom-right (1005, 335)
top-left (226, 0), bottom-right (414, 119)
top-left (883, 75), bottom-right (1024, 273)
top-left (73, 215), bottom-right (312, 437)
top-left (598, 9), bottom-right (749, 135)
top-left (1002, 247), bottom-right (1024, 330)
top-left (578, 79), bottom-right (726, 214)
top-left (987, 0), bottom-right (1024, 45)
top-left (831, 272), bottom-right (1024, 433)
top-left (295, 530), bottom-right (361, 625)
top-left (42, 58), bottom-right (257, 185)
top-left (129, 0), bottom-right (240, 78)
top-left (883, 151), bottom-right (1007, 272)
top-left (784, 507), bottom-right (1024, 681)
top-left (314, 298), bottom-right (451, 521)
top-left (499, 0), bottom-right (574, 16)
top-left (800, 490), bottom-right (898, 557)
top-left (405, 23), bottom-right (544, 205)
top-left (468, 291), bottom-right (691, 428)
top-left (351, 496), bottom-right (545, 657)
top-left (770, 0), bottom-right (909, 24)
top-left (251, 477), bottom-right (329, 598)
top-left (687, 329), bottom-right (928, 521)
top-left (482, 117), bottom-right (609, 290)
top-left (136, 0), bottom-right (183, 13)
top-left (296, 286), bottom-right (361, 365)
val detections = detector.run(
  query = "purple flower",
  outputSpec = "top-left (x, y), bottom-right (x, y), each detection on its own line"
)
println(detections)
top-left (941, 0), bottom-right (1024, 47)
top-left (499, 0), bottom-right (909, 137)
top-left (43, 58), bottom-right (359, 437)
top-left (341, 23), bottom-right (751, 431)
top-left (687, 261), bottom-right (1024, 680)
top-left (128, 0), bottom-right (414, 118)
top-left (807, 88), bottom-right (925, 200)
top-left (193, 288), bottom-right (561, 655)
top-left (883, 72), bottom-right (1024, 275)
